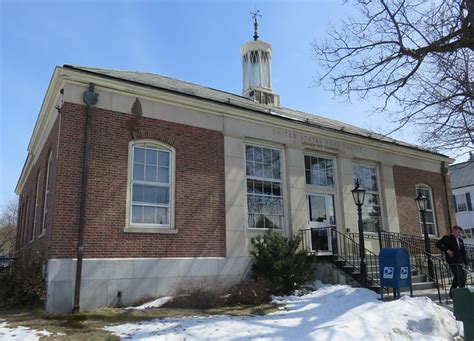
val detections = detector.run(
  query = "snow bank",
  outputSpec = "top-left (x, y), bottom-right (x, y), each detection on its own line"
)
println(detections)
top-left (125, 296), bottom-right (172, 310)
top-left (105, 284), bottom-right (463, 340)
top-left (0, 320), bottom-right (51, 341)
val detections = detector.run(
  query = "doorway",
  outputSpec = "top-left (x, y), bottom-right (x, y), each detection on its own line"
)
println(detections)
top-left (307, 193), bottom-right (336, 253)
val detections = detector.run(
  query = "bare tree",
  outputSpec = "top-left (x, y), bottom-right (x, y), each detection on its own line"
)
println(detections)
top-left (314, 0), bottom-right (473, 153)
top-left (0, 199), bottom-right (18, 256)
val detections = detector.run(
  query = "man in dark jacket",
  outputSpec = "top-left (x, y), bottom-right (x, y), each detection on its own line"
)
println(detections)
top-left (435, 225), bottom-right (469, 298)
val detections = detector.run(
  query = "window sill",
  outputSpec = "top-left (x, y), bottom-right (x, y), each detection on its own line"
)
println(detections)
top-left (124, 226), bottom-right (178, 234)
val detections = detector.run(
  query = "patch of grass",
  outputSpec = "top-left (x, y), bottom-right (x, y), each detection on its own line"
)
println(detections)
top-left (0, 302), bottom-right (279, 340)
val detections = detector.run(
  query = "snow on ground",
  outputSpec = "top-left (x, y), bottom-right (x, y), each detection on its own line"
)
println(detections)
top-left (126, 296), bottom-right (173, 310)
top-left (0, 320), bottom-right (51, 341)
top-left (106, 284), bottom-right (464, 341)
top-left (0, 284), bottom-right (464, 340)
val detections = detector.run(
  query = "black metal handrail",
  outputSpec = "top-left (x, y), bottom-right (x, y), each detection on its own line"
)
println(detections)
top-left (300, 227), bottom-right (381, 288)
top-left (301, 227), bottom-right (473, 303)
top-left (352, 230), bottom-right (473, 303)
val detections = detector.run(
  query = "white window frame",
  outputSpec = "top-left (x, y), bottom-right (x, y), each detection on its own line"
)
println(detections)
top-left (125, 140), bottom-right (176, 233)
top-left (304, 153), bottom-right (336, 188)
top-left (416, 184), bottom-right (438, 237)
top-left (39, 151), bottom-right (53, 238)
top-left (352, 162), bottom-right (384, 233)
top-left (456, 194), bottom-right (468, 212)
top-left (244, 142), bottom-right (286, 230)
top-left (30, 171), bottom-right (41, 243)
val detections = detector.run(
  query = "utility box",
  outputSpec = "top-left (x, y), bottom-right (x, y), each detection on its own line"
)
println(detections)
top-left (452, 288), bottom-right (474, 341)
top-left (379, 248), bottom-right (412, 300)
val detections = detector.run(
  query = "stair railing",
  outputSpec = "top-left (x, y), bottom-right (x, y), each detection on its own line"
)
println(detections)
top-left (354, 230), bottom-right (473, 303)
top-left (300, 227), bottom-right (381, 288)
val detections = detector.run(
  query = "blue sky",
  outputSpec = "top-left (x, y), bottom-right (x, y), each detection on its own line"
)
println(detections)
top-left (0, 0), bottom-right (463, 204)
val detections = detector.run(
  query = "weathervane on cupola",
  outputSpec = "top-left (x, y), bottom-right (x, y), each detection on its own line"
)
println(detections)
top-left (251, 9), bottom-right (261, 41)
top-left (241, 9), bottom-right (280, 107)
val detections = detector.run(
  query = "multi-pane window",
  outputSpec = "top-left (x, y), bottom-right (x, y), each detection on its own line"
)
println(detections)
top-left (30, 171), bottom-right (41, 242)
top-left (246, 144), bottom-right (284, 229)
top-left (40, 151), bottom-right (53, 235)
top-left (352, 163), bottom-right (382, 232)
top-left (305, 155), bottom-right (334, 186)
top-left (416, 185), bottom-right (437, 236)
top-left (455, 194), bottom-right (467, 212)
top-left (130, 144), bottom-right (171, 227)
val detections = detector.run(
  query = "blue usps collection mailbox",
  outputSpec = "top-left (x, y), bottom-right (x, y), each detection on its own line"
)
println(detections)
top-left (379, 248), bottom-right (412, 300)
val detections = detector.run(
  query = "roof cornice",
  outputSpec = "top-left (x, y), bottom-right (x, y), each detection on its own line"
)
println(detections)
top-left (16, 66), bottom-right (454, 194)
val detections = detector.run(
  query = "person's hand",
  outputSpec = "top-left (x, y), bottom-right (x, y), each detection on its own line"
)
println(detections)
top-left (447, 250), bottom-right (454, 257)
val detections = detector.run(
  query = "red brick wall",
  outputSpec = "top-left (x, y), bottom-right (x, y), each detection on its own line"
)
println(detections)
top-left (49, 101), bottom-right (225, 258)
top-left (16, 116), bottom-right (60, 256)
top-left (393, 165), bottom-right (454, 237)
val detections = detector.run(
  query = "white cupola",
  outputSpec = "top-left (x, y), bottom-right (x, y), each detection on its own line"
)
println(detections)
top-left (240, 11), bottom-right (280, 107)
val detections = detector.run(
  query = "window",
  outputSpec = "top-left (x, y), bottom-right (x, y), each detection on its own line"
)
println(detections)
top-left (128, 141), bottom-right (174, 229)
top-left (30, 171), bottom-right (41, 242)
top-left (416, 185), bottom-right (437, 236)
top-left (456, 194), bottom-right (468, 212)
top-left (304, 155), bottom-right (334, 186)
top-left (40, 151), bottom-right (53, 236)
top-left (352, 163), bottom-right (382, 232)
top-left (22, 196), bottom-right (29, 247)
top-left (245, 144), bottom-right (284, 229)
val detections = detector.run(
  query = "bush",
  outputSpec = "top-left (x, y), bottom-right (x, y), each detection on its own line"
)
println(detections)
top-left (225, 278), bottom-right (272, 306)
top-left (0, 250), bottom-right (46, 307)
top-left (163, 284), bottom-right (225, 309)
top-left (162, 278), bottom-right (273, 309)
top-left (250, 229), bottom-right (316, 296)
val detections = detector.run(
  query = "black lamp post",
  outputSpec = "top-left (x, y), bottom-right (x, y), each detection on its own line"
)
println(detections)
top-left (352, 179), bottom-right (367, 287)
top-left (414, 190), bottom-right (435, 279)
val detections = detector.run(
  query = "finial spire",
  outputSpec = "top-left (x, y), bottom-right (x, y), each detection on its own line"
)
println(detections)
top-left (250, 9), bottom-right (262, 41)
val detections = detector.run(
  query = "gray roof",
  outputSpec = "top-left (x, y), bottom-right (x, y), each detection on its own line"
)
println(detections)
top-left (64, 65), bottom-right (445, 156)
top-left (449, 158), bottom-right (474, 189)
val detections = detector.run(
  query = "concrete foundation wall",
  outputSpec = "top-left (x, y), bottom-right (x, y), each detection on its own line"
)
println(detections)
top-left (314, 259), bottom-right (361, 287)
top-left (46, 257), bottom-right (252, 313)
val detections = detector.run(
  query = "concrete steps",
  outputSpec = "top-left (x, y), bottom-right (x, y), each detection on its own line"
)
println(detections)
top-left (325, 255), bottom-right (438, 294)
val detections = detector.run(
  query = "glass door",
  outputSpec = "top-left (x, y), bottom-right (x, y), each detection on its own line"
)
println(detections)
top-left (307, 193), bottom-right (335, 253)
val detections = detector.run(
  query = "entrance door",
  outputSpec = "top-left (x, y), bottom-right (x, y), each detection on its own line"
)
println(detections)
top-left (307, 194), bottom-right (336, 253)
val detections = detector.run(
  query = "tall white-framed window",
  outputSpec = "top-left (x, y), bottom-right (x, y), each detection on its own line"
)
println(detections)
top-left (304, 155), bottom-right (335, 187)
top-left (352, 163), bottom-right (383, 233)
top-left (30, 171), bottom-right (41, 242)
top-left (40, 151), bottom-right (53, 236)
top-left (455, 194), bottom-right (468, 212)
top-left (22, 196), bottom-right (29, 247)
top-left (416, 184), bottom-right (438, 236)
top-left (126, 140), bottom-right (175, 231)
top-left (245, 143), bottom-right (284, 229)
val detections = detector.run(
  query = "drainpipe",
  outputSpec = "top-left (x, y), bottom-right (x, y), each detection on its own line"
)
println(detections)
top-left (73, 83), bottom-right (98, 313)
top-left (441, 161), bottom-right (453, 231)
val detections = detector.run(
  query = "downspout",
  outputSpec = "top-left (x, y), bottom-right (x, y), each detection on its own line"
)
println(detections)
top-left (441, 161), bottom-right (453, 231)
top-left (73, 83), bottom-right (98, 313)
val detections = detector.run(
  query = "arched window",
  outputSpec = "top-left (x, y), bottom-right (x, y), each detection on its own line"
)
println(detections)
top-left (126, 140), bottom-right (175, 231)
top-left (416, 184), bottom-right (438, 236)
top-left (40, 151), bottom-right (53, 236)
top-left (30, 171), bottom-right (41, 242)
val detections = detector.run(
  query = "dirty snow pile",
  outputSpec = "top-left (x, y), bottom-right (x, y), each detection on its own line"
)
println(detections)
top-left (106, 284), bottom-right (464, 340)
top-left (0, 320), bottom-right (51, 341)
top-left (125, 296), bottom-right (172, 310)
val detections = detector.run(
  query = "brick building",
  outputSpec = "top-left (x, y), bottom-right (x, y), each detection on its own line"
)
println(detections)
top-left (15, 33), bottom-right (455, 312)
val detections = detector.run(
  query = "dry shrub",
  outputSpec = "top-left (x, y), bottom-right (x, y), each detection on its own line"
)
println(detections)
top-left (163, 278), bottom-right (273, 310)
top-left (225, 278), bottom-right (272, 306)
top-left (163, 283), bottom-right (225, 309)
top-left (0, 250), bottom-right (46, 307)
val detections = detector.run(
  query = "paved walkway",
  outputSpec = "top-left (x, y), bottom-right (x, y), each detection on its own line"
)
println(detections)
top-left (383, 287), bottom-right (454, 311)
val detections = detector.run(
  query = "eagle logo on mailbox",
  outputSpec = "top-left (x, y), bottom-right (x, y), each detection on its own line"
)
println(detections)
top-left (383, 267), bottom-right (394, 279)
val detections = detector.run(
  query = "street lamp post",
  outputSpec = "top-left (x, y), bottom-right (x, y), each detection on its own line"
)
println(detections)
top-left (352, 179), bottom-right (367, 288)
top-left (414, 190), bottom-right (435, 279)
